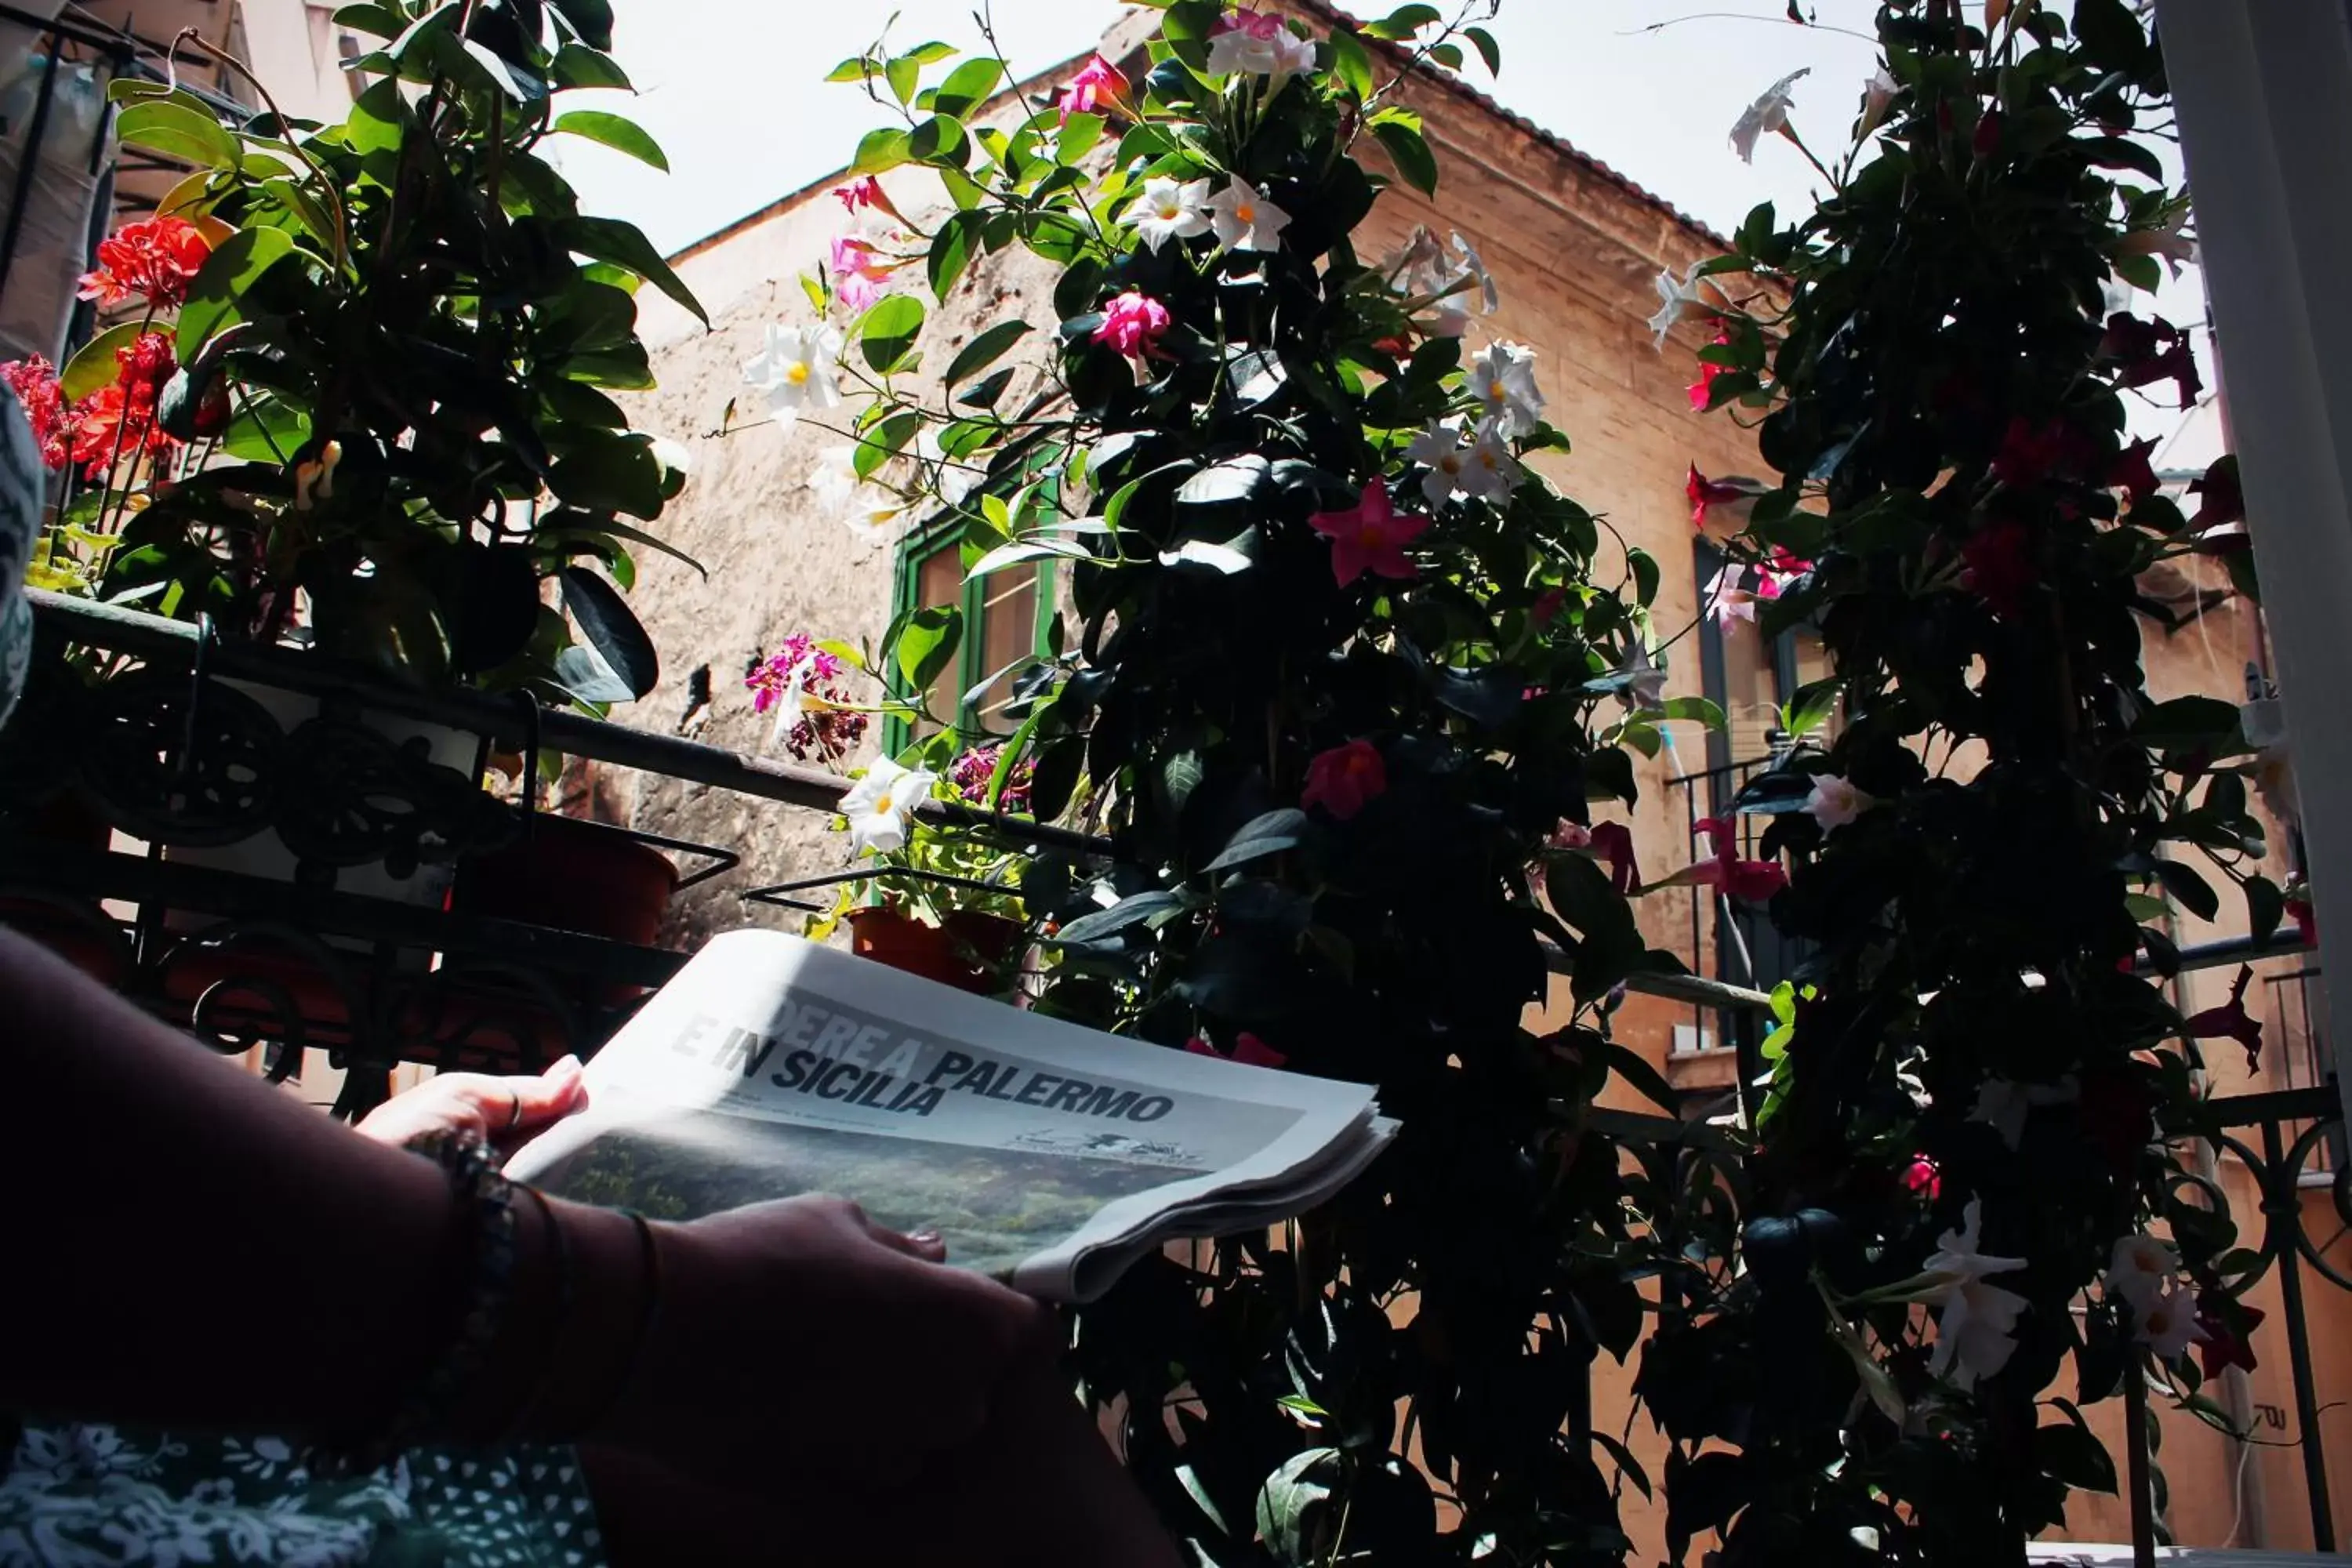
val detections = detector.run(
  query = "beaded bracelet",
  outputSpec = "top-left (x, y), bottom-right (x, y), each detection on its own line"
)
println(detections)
top-left (307, 1130), bottom-right (519, 1475)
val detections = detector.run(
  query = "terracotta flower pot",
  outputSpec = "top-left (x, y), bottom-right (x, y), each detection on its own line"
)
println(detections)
top-left (847, 907), bottom-right (1022, 995)
top-left (454, 813), bottom-right (680, 948)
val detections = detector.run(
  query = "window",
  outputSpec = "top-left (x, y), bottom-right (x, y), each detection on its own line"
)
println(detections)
top-left (1693, 538), bottom-right (1835, 774)
top-left (883, 514), bottom-right (1054, 752)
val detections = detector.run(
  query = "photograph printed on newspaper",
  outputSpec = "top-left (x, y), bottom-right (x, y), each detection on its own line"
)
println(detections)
top-left (505, 930), bottom-right (1390, 1299)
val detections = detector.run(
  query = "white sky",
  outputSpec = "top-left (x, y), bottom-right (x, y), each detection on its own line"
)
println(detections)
top-left (557, 0), bottom-right (2200, 437)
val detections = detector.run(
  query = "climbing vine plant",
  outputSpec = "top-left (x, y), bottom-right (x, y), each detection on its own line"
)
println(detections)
top-left (1665, 1), bottom-right (2272, 1562)
top-left (772, 2), bottom-right (1703, 1561)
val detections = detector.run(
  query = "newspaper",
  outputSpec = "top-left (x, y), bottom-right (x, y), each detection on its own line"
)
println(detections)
top-left (505, 930), bottom-right (1396, 1302)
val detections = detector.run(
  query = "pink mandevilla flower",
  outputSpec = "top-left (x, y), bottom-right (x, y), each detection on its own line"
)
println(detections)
top-left (1056, 53), bottom-right (1130, 122)
top-left (1308, 480), bottom-right (1428, 586)
top-left (829, 235), bottom-right (896, 311)
top-left (1901, 1154), bottom-right (1943, 1201)
top-left (1186, 1033), bottom-right (1289, 1069)
top-left (950, 743), bottom-right (1036, 815)
top-left (1302, 739), bottom-right (1388, 821)
top-left (1093, 290), bottom-right (1172, 359)
top-left (1690, 815), bottom-right (1788, 902)
top-left (2184, 964), bottom-right (2263, 1072)
top-left (745, 637), bottom-right (867, 764)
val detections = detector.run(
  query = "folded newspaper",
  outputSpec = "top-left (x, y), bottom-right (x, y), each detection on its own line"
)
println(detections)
top-left (505, 930), bottom-right (1397, 1302)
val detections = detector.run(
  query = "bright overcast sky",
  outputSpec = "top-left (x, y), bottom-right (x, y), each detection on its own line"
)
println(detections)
top-left (558, 0), bottom-right (2200, 437)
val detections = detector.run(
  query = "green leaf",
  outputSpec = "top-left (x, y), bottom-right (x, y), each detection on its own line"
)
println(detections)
top-left (852, 126), bottom-right (913, 176)
top-left (909, 114), bottom-right (969, 167)
top-left (551, 111), bottom-right (669, 171)
top-left (1604, 1039), bottom-right (1679, 1113)
top-left (944, 320), bottom-right (1032, 391)
top-left (1370, 115), bottom-right (1438, 197)
top-left (550, 0), bottom-right (615, 50)
top-left (176, 227), bottom-right (299, 360)
top-left (331, 4), bottom-right (407, 38)
top-left (2245, 875), bottom-right (2285, 943)
top-left (967, 539), bottom-right (1089, 579)
top-left (825, 54), bottom-right (872, 84)
top-left (1463, 24), bottom-right (1501, 75)
top-left (60, 323), bottom-right (148, 401)
top-left (1203, 808), bottom-right (1308, 873)
top-left (1427, 42), bottom-right (1463, 69)
top-left (854, 409), bottom-right (920, 480)
top-left (902, 41), bottom-right (958, 64)
top-left (114, 100), bottom-right (239, 169)
top-left (1056, 112), bottom-right (1104, 165)
top-left (1782, 677), bottom-right (1841, 739)
top-left (1545, 852), bottom-right (1644, 1001)
top-left (884, 53), bottom-right (920, 105)
top-left (895, 604), bottom-right (964, 693)
top-left (931, 57), bottom-right (1004, 118)
top-left (859, 294), bottom-right (928, 373)
top-left (557, 216), bottom-right (707, 326)
top-left (260, 176), bottom-right (338, 255)
top-left (1661, 695), bottom-right (1725, 728)
top-left (927, 210), bottom-right (979, 303)
top-left (1326, 28), bottom-right (1374, 98)
top-left (1362, 3), bottom-right (1443, 40)
top-left (535, 510), bottom-right (707, 579)
top-left (547, 434), bottom-right (666, 520)
top-left (2154, 858), bottom-right (2220, 923)
top-left (2133, 695), bottom-right (2242, 750)
top-left (2034, 1422), bottom-right (2118, 1494)
top-left (216, 394), bottom-right (311, 463)
top-left (550, 42), bottom-right (631, 90)
top-left (558, 566), bottom-right (655, 699)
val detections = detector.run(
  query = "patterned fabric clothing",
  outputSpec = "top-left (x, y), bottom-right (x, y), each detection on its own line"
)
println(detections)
top-left (0, 1424), bottom-right (606, 1568)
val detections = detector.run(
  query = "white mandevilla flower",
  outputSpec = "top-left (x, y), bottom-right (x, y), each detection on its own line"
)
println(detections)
top-left (1647, 262), bottom-right (1717, 352)
top-left (1205, 15), bottom-right (1314, 84)
top-left (2116, 205), bottom-right (2196, 279)
top-left (1381, 226), bottom-right (1499, 336)
top-left (1803, 774), bottom-right (1874, 835)
top-left (1123, 176), bottom-right (1212, 253)
top-left (1404, 416), bottom-right (1474, 505)
top-left (2134, 1288), bottom-right (2207, 1359)
top-left (840, 757), bottom-right (938, 855)
top-left (764, 659), bottom-right (820, 750)
top-left (840, 485), bottom-right (911, 543)
top-left (1860, 66), bottom-right (1900, 137)
top-left (1919, 1197), bottom-right (2031, 1391)
top-left (1470, 340), bottom-right (1544, 440)
top-left (1207, 178), bottom-right (1292, 253)
top-left (1730, 67), bottom-right (1811, 164)
top-left (1460, 425), bottom-right (1523, 501)
top-left (743, 322), bottom-right (844, 433)
top-left (1970, 1075), bottom-right (2078, 1151)
top-left (916, 427), bottom-right (980, 508)
top-left (1704, 561), bottom-right (1756, 630)
top-left (2104, 1233), bottom-right (2182, 1313)
top-left (804, 445), bottom-right (858, 509)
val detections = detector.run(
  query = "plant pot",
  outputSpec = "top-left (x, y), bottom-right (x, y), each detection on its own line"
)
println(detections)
top-left (847, 907), bottom-right (1022, 995)
top-left (452, 812), bottom-right (680, 948)
top-left (451, 813), bottom-right (681, 1009)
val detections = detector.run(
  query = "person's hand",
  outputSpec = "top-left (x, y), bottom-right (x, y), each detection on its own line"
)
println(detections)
top-left (354, 1057), bottom-right (590, 1154)
top-left (583, 1195), bottom-right (1054, 1483)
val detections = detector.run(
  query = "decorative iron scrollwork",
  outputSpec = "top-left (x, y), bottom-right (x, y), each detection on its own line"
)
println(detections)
top-left (80, 668), bottom-right (279, 847)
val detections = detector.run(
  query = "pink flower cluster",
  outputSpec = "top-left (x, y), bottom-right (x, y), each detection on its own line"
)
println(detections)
top-left (745, 635), bottom-right (868, 764)
top-left (950, 742), bottom-right (1036, 815)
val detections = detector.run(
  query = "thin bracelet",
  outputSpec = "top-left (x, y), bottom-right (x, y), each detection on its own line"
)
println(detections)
top-left (496, 1185), bottom-right (575, 1444)
top-left (563, 1210), bottom-right (663, 1441)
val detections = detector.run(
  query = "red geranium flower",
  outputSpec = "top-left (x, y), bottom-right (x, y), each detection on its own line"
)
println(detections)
top-left (77, 216), bottom-right (212, 310)
top-left (0, 356), bottom-right (71, 470)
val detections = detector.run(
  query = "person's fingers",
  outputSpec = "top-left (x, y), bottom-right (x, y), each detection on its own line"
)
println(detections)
top-left (859, 1215), bottom-right (949, 1262)
top-left (507, 1055), bottom-right (589, 1131)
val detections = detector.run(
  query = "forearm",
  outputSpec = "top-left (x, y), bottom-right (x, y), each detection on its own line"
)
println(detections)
top-left (0, 926), bottom-right (492, 1438)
